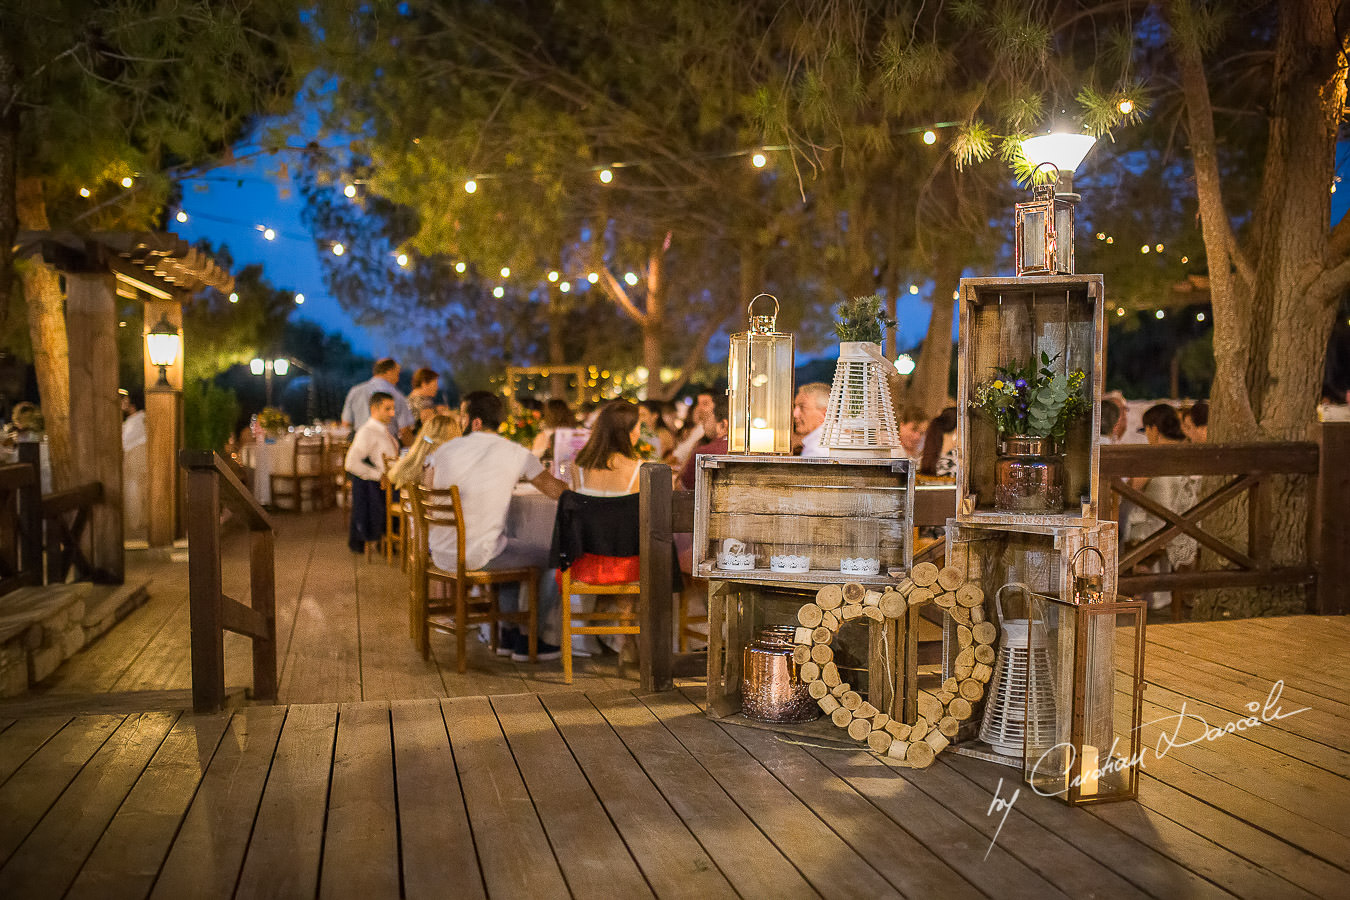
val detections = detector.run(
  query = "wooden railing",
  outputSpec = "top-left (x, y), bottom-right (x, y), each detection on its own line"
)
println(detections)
top-left (0, 462), bottom-right (43, 597)
top-left (1099, 428), bottom-right (1345, 612)
top-left (180, 449), bottom-right (278, 712)
top-left (14, 442), bottom-right (111, 586)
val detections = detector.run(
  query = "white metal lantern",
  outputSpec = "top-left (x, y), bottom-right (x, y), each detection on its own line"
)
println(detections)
top-left (727, 294), bottom-right (794, 454)
top-left (820, 341), bottom-right (901, 457)
top-left (1015, 163), bottom-right (1076, 276)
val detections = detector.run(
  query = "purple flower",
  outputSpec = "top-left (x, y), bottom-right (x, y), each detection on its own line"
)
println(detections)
top-left (1014, 378), bottom-right (1028, 389)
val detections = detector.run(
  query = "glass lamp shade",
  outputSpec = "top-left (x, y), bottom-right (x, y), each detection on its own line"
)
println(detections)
top-left (250, 358), bottom-right (266, 376)
top-left (145, 315), bottom-right (181, 368)
top-left (727, 294), bottom-right (794, 454)
top-left (272, 358), bottom-right (289, 376)
top-left (1015, 189), bottom-right (1076, 275)
top-left (1022, 132), bottom-right (1096, 174)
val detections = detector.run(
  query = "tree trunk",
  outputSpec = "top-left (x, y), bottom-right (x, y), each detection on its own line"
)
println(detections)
top-left (546, 292), bottom-right (567, 399)
top-left (642, 246), bottom-right (664, 399)
top-left (907, 248), bottom-right (962, 418)
top-left (16, 177), bottom-right (74, 490)
top-left (0, 38), bottom-right (17, 322)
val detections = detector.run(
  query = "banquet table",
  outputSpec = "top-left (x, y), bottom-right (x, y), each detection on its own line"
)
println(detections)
top-left (241, 434), bottom-right (336, 507)
top-left (505, 482), bottom-right (558, 547)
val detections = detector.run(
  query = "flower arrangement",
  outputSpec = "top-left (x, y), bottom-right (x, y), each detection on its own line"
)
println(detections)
top-left (973, 352), bottom-right (1088, 440)
top-left (257, 406), bottom-right (291, 433)
top-left (834, 294), bottom-right (896, 345)
top-left (498, 409), bottom-right (543, 447)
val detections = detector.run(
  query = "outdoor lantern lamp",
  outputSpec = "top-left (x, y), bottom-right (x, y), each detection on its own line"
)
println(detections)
top-left (145, 314), bottom-right (181, 388)
top-left (727, 293), bottom-right (794, 454)
top-left (1016, 131), bottom-right (1097, 276)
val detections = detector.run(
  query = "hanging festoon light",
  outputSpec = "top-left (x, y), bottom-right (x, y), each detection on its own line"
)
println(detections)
top-left (726, 294), bottom-right (794, 454)
top-left (1015, 130), bottom-right (1097, 276)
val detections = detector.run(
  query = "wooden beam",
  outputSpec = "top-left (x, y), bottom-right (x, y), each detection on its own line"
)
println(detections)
top-left (1100, 442), bottom-right (1319, 478)
top-left (1315, 421), bottom-right (1350, 614)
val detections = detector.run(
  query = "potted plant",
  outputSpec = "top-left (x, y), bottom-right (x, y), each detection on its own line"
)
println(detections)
top-left (256, 406), bottom-right (291, 442)
top-left (818, 295), bottom-right (903, 456)
top-left (972, 352), bottom-right (1088, 511)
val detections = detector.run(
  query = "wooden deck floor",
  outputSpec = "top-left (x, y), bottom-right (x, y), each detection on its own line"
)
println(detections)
top-left (0, 510), bottom-right (1347, 898)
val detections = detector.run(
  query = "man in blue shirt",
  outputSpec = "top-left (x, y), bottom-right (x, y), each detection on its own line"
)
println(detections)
top-left (341, 358), bottom-right (414, 444)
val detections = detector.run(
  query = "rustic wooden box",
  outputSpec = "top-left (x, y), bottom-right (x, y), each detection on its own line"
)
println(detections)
top-left (956, 275), bottom-right (1105, 527)
top-left (692, 455), bottom-right (914, 587)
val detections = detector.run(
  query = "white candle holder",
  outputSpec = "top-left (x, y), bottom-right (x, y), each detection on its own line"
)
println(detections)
top-left (769, 554), bottom-right (810, 573)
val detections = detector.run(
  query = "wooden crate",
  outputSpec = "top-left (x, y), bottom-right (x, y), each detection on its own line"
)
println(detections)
top-left (692, 455), bottom-right (914, 587)
top-left (956, 275), bottom-right (1105, 526)
top-left (705, 579), bottom-right (921, 734)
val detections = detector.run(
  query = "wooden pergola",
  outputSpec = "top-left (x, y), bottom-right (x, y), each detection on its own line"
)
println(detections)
top-left (15, 230), bottom-right (234, 560)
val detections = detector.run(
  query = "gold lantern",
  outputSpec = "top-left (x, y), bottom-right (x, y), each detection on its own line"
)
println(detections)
top-left (1015, 163), bottom-right (1076, 276)
top-left (727, 294), bottom-right (794, 454)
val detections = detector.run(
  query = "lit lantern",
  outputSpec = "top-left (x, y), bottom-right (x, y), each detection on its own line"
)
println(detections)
top-left (727, 294), bottom-right (794, 454)
top-left (145, 314), bottom-right (181, 388)
top-left (1015, 163), bottom-right (1076, 275)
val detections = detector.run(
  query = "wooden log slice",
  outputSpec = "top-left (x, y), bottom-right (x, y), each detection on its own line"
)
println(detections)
top-left (792, 645), bottom-right (812, 666)
top-left (971, 661), bottom-right (994, 683)
top-left (867, 730), bottom-right (894, 754)
top-left (937, 566), bottom-right (964, 592)
top-left (848, 718), bottom-right (872, 741)
top-left (896, 580), bottom-right (917, 597)
top-left (955, 647), bottom-right (975, 669)
top-left (820, 610), bottom-right (840, 631)
top-left (908, 587), bottom-right (935, 607)
top-left (917, 692), bottom-right (943, 722)
top-left (975, 644), bottom-right (996, 665)
top-left (863, 589), bottom-right (883, 607)
top-left (885, 720), bottom-right (912, 741)
top-left (841, 604), bottom-right (863, 620)
top-left (934, 591), bottom-right (957, 609)
top-left (808, 680), bottom-right (830, 700)
top-left (822, 663), bottom-right (842, 687)
top-left (972, 621), bottom-right (998, 646)
top-left (879, 592), bottom-right (907, 618)
top-left (887, 740), bottom-right (910, 760)
top-left (855, 702), bottom-right (879, 719)
top-left (955, 662), bottom-right (974, 680)
top-left (911, 561), bottom-right (940, 587)
top-left (956, 583), bottom-right (985, 607)
top-left (947, 606), bottom-right (971, 627)
top-left (956, 624), bottom-right (973, 648)
top-left (831, 681), bottom-right (851, 698)
top-left (948, 697), bottom-right (972, 720)
top-left (794, 626), bottom-right (814, 644)
top-left (816, 584), bottom-right (844, 610)
top-left (810, 643), bottom-right (833, 665)
top-left (799, 661), bottom-right (821, 682)
top-left (934, 690), bottom-right (955, 706)
top-left (819, 695), bottom-right (841, 714)
top-left (841, 690), bottom-right (863, 711)
top-left (797, 604), bottom-right (823, 627)
top-left (925, 730), bottom-right (951, 754)
top-left (811, 626), bottom-right (832, 644)
top-left (863, 606), bottom-right (885, 621)
top-left (872, 713), bottom-right (891, 730)
top-left (842, 582), bottom-right (867, 604)
top-left (909, 716), bottom-right (931, 741)
top-left (831, 707), bottom-right (854, 728)
top-left (959, 679), bottom-right (984, 702)
top-left (906, 740), bottom-right (936, 768)
top-left (970, 604), bottom-right (987, 624)
top-left (941, 676), bottom-right (959, 694)
top-left (938, 716), bottom-right (960, 738)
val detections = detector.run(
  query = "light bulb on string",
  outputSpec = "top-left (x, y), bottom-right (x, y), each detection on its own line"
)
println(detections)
top-left (263, 228), bottom-right (276, 241)
top-left (229, 292), bottom-right (239, 303)
top-left (295, 293), bottom-right (305, 305)
top-left (1116, 307), bottom-right (1126, 317)
top-left (175, 210), bottom-right (188, 223)
top-left (464, 179), bottom-right (477, 194)
top-left (332, 243), bottom-right (345, 256)
top-left (908, 284), bottom-right (919, 295)
top-left (79, 187), bottom-right (91, 198)
top-left (455, 261), bottom-right (467, 274)
top-left (500, 266), bottom-right (510, 278)
top-left (624, 272), bottom-right (638, 286)
top-left (492, 286), bottom-right (505, 299)
top-left (1181, 256), bottom-right (1189, 264)
top-left (397, 253), bottom-right (409, 267)
top-left (1197, 312), bottom-right (1206, 322)
top-left (559, 282), bottom-right (572, 293)
top-left (1155, 309), bottom-right (1164, 319)
top-left (1140, 244), bottom-right (1150, 254)
top-left (1096, 232), bottom-right (1105, 240)
top-left (547, 271), bottom-right (559, 282)
top-left (922, 130), bottom-right (937, 145)
top-left (599, 169), bottom-right (613, 184)
top-left (343, 184), bottom-right (357, 198)
top-left (587, 272), bottom-right (599, 284)
top-left (751, 152), bottom-right (767, 168)
top-left (1117, 98), bottom-right (1135, 115)
top-left (1155, 243), bottom-right (1164, 252)
top-left (121, 176), bottom-right (133, 188)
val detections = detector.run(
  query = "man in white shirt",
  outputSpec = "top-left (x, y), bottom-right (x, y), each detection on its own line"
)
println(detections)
top-left (792, 382), bottom-right (831, 457)
top-left (345, 392), bottom-right (400, 553)
top-left (341, 358), bottom-right (415, 444)
top-left (426, 391), bottom-right (568, 662)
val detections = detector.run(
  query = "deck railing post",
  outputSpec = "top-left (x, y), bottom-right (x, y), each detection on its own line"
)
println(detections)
top-left (639, 463), bottom-right (674, 693)
top-left (15, 443), bottom-right (43, 583)
top-left (1316, 421), bottom-right (1350, 614)
top-left (185, 463), bottom-right (227, 712)
top-left (250, 529), bottom-right (278, 701)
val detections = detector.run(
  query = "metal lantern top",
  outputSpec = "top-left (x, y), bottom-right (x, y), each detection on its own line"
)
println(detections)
top-left (744, 293), bottom-right (781, 335)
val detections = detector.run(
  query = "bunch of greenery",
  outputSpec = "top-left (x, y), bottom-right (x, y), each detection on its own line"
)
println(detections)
top-left (184, 382), bottom-right (240, 452)
top-left (257, 407), bottom-right (291, 433)
top-left (972, 352), bottom-right (1088, 441)
top-left (498, 409), bottom-right (543, 448)
top-left (834, 295), bottom-right (896, 345)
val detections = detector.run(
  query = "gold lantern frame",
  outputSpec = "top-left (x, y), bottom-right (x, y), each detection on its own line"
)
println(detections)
top-left (1014, 162), bottom-right (1077, 276)
top-left (726, 293), bottom-right (794, 455)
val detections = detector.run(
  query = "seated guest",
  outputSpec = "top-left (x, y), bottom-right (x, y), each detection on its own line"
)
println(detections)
top-left (680, 399), bottom-right (729, 490)
top-left (425, 391), bottom-right (568, 662)
top-left (1182, 400), bottom-right (1208, 443)
top-left (345, 392), bottom-right (400, 553)
top-left (918, 406), bottom-right (959, 478)
top-left (572, 400), bottom-right (643, 495)
top-left (532, 398), bottom-right (577, 459)
top-left (638, 400), bottom-right (675, 458)
top-left (896, 405), bottom-right (929, 461)
top-left (1100, 400), bottom-right (1123, 444)
top-left (792, 382), bottom-right (831, 457)
top-left (1128, 403), bottom-right (1200, 610)
top-left (669, 390), bottom-right (716, 466)
top-left (403, 367), bottom-right (444, 443)
top-left (387, 414), bottom-right (461, 491)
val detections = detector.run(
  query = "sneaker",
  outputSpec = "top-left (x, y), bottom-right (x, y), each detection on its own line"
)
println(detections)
top-left (495, 627), bottom-right (519, 657)
top-left (511, 637), bottom-right (563, 663)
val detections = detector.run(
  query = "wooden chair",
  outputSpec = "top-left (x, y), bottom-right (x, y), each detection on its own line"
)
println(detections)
top-left (269, 436), bottom-right (327, 511)
top-left (324, 439), bottom-right (350, 515)
top-left (408, 484), bottom-right (538, 671)
top-left (370, 453), bottom-right (405, 565)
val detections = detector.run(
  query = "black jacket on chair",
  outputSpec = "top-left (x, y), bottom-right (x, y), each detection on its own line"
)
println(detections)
top-left (548, 490), bottom-right (680, 590)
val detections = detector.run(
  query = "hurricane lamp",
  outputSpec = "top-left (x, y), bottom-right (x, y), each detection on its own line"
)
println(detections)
top-left (727, 293), bottom-right (794, 454)
top-left (1015, 163), bottom-right (1076, 276)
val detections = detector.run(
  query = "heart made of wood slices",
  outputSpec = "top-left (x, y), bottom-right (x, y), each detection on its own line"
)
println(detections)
top-left (791, 561), bottom-right (996, 768)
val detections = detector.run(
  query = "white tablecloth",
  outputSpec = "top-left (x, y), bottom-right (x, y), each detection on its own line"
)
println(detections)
top-left (241, 436), bottom-right (326, 505)
top-left (505, 483), bottom-right (557, 547)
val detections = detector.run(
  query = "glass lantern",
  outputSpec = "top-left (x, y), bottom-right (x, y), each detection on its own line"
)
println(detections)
top-left (1015, 162), bottom-right (1076, 276)
top-left (727, 293), bottom-right (794, 454)
top-left (1023, 592), bottom-right (1146, 806)
top-left (145, 313), bottom-right (181, 388)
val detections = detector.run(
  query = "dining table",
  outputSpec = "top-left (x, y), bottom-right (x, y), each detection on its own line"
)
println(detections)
top-left (240, 432), bottom-right (341, 507)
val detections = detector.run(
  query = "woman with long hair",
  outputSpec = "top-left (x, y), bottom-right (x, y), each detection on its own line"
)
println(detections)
top-left (1128, 403), bottom-right (1199, 610)
top-left (572, 400), bottom-right (642, 495)
top-left (386, 414), bottom-right (461, 490)
top-left (918, 406), bottom-right (959, 478)
top-left (532, 398), bottom-right (577, 458)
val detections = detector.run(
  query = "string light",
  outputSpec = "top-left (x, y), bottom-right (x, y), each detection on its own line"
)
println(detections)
top-left (599, 169), bottom-right (613, 184)
top-left (492, 286), bottom-right (505, 298)
top-left (1117, 98), bottom-right (1135, 115)
top-left (344, 184), bottom-right (357, 198)
top-left (1140, 244), bottom-right (1150, 254)
top-left (1096, 232), bottom-right (1105, 240)
top-left (624, 272), bottom-right (638, 286)
top-left (559, 281), bottom-right (571, 293)
top-left (1116, 307), bottom-right (1126, 317)
top-left (500, 266), bottom-right (511, 277)
top-left (908, 284), bottom-right (919, 295)
top-left (547, 271), bottom-right (559, 282)
top-left (751, 152), bottom-right (767, 168)
top-left (1155, 243), bottom-right (1164, 252)
top-left (397, 253), bottom-right (409, 267)
top-left (121, 176), bottom-right (133, 188)
top-left (295, 293), bottom-right (305, 304)
top-left (263, 228), bottom-right (276, 241)
top-left (119, 320), bottom-right (127, 327)
top-left (79, 187), bottom-right (91, 197)
top-left (332, 243), bottom-right (345, 256)
top-left (1181, 255), bottom-right (1189, 264)
top-left (1106, 237), bottom-right (1114, 244)
top-left (1196, 312), bottom-right (1206, 322)
top-left (1154, 309), bottom-right (1164, 319)
top-left (922, 130), bottom-right (937, 145)
top-left (229, 292), bottom-right (239, 303)
top-left (587, 272), bottom-right (599, 283)
top-left (464, 179), bottom-right (477, 193)
top-left (175, 211), bottom-right (188, 223)
top-left (455, 261), bottom-right (467, 273)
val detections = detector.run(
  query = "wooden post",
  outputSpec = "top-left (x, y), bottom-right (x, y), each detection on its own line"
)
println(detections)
top-left (250, 529), bottom-right (278, 701)
top-left (639, 462), bottom-right (674, 692)
top-left (1316, 421), bottom-right (1350, 614)
top-left (143, 300), bottom-right (183, 549)
top-left (185, 464), bottom-right (226, 712)
top-left (14, 443), bottom-right (43, 584)
top-left (65, 274), bottom-right (124, 581)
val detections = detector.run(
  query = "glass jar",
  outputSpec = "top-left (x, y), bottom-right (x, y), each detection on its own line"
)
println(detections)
top-left (741, 625), bottom-right (820, 723)
top-left (993, 436), bottom-right (1064, 512)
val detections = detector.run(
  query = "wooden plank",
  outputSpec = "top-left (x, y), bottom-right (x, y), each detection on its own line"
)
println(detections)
top-left (640, 462), bottom-right (676, 692)
top-left (492, 693), bottom-right (654, 899)
top-left (943, 753), bottom-right (1232, 900)
top-left (638, 691), bottom-right (900, 899)
top-left (277, 552), bottom-right (365, 704)
top-left (64, 712), bottom-right (232, 900)
top-left (319, 702), bottom-right (400, 900)
top-left (1146, 622), bottom-right (1350, 701)
top-left (721, 719), bottom-right (985, 899)
top-left (590, 691), bottom-right (816, 898)
top-left (352, 559), bottom-right (447, 701)
top-left (1100, 441), bottom-right (1321, 478)
top-left (234, 703), bottom-right (338, 899)
top-left (807, 744), bottom-right (1068, 899)
top-left (389, 700), bottom-right (485, 900)
top-left (441, 695), bottom-right (570, 900)
top-left (0, 715), bottom-right (71, 785)
top-left (0, 711), bottom-right (177, 899)
top-left (539, 692), bottom-right (734, 900)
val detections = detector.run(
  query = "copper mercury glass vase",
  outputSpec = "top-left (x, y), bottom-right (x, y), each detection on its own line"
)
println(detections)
top-left (741, 625), bottom-right (819, 723)
top-left (993, 436), bottom-right (1065, 512)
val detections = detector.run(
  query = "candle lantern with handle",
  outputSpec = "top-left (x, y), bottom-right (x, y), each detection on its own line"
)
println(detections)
top-left (727, 293), bottom-right (794, 454)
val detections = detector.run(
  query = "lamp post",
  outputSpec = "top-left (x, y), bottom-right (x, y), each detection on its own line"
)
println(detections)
top-left (145, 314), bottom-right (181, 388)
top-left (250, 357), bottom-right (312, 419)
top-left (1016, 131), bottom-right (1097, 276)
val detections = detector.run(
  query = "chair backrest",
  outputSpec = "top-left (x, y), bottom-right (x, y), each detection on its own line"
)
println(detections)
top-left (409, 483), bottom-right (466, 578)
top-left (292, 436), bottom-right (326, 475)
top-left (550, 490), bottom-right (641, 570)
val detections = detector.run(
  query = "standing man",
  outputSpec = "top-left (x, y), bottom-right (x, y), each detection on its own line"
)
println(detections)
top-left (427, 391), bottom-right (569, 661)
top-left (345, 392), bottom-right (400, 553)
top-left (342, 358), bottom-right (414, 444)
top-left (792, 382), bottom-right (831, 457)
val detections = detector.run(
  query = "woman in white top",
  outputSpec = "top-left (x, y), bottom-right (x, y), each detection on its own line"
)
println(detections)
top-left (571, 400), bottom-right (642, 496)
top-left (1128, 403), bottom-right (1199, 610)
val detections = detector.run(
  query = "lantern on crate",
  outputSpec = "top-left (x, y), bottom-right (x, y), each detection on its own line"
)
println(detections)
top-left (1015, 131), bottom-right (1096, 276)
top-left (820, 341), bottom-right (902, 457)
top-left (727, 294), bottom-right (794, 454)
top-left (1023, 591), bottom-right (1146, 805)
